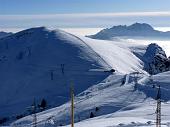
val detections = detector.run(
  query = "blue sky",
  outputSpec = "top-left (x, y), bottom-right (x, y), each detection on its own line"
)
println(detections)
top-left (1, 0), bottom-right (170, 32)
top-left (1, 0), bottom-right (170, 14)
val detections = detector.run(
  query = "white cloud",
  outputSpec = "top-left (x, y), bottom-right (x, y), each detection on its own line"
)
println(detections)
top-left (61, 28), bottom-right (104, 36)
top-left (0, 28), bottom-right (25, 32)
top-left (1, 11), bottom-right (170, 20)
top-left (1, 11), bottom-right (170, 31)
top-left (154, 27), bottom-right (170, 32)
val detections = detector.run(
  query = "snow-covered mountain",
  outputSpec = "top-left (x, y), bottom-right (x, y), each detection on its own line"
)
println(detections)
top-left (0, 27), bottom-right (170, 127)
top-left (0, 31), bottom-right (12, 39)
top-left (88, 23), bottom-right (170, 40)
top-left (0, 27), bottom-right (111, 122)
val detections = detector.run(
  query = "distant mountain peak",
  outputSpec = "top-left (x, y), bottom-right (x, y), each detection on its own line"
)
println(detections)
top-left (88, 23), bottom-right (170, 40)
top-left (127, 23), bottom-right (154, 31)
top-left (109, 23), bottom-right (154, 31)
top-left (110, 25), bottom-right (127, 29)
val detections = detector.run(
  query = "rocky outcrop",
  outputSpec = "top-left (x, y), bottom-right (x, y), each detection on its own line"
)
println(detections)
top-left (143, 43), bottom-right (170, 74)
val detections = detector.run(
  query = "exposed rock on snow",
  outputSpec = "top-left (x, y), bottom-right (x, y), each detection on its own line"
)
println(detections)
top-left (143, 43), bottom-right (170, 74)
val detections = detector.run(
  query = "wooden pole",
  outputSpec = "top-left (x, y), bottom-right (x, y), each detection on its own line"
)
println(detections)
top-left (71, 85), bottom-right (74, 127)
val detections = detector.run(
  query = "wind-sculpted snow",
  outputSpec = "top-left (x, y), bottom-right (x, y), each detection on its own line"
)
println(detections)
top-left (79, 37), bottom-right (145, 74)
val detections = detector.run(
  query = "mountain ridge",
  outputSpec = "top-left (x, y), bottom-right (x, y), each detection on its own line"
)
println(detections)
top-left (0, 31), bottom-right (13, 39)
top-left (88, 23), bottom-right (170, 40)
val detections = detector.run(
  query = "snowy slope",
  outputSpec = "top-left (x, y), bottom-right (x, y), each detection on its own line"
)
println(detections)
top-left (0, 27), bottom-right (111, 118)
top-left (12, 72), bottom-right (146, 126)
top-left (12, 70), bottom-right (170, 127)
top-left (0, 27), bottom-right (146, 125)
top-left (80, 37), bottom-right (145, 74)
top-left (62, 71), bottom-right (170, 127)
